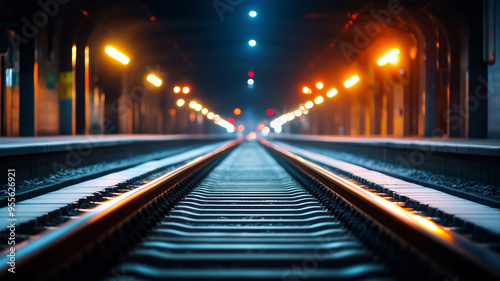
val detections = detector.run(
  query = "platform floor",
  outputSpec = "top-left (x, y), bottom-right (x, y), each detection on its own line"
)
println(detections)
top-left (273, 134), bottom-right (500, 156)
top-left (0, 134), bottom-right (233, 156)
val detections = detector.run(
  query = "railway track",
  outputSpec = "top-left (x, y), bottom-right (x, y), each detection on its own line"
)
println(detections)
top-left (1, 140), bottom-right (500, 281)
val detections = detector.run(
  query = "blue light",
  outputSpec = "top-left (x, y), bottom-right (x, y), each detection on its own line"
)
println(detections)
top-left (249, 40), bottom-right (257, 47)
top-left (249, 11), bottom-right (257, 17)
top-left (6, 68), bottom-right (12, 87)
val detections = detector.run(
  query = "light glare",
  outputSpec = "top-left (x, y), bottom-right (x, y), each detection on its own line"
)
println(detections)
top-left (344, 75), bottom-right (360, 88)
top-left (105, 46), bottom-right (130, 65)
top-left (249, 11), bottom-right (257, 17)
top-left (249, 40), bottom-right (257, 47)
top-left (176, 99), bottom-right (185, 107)
top-left (314, 96), bottom-right (324, 104)
top-left (146, 74), bottom-right (162, 87)
top-left (327, 88), bottom-right (338, 98)
top-left (377, 48), bottom-right (400, 66)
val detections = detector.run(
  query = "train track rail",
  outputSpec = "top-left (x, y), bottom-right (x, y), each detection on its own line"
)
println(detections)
top-left (1, 140), bottom-right (499, 281)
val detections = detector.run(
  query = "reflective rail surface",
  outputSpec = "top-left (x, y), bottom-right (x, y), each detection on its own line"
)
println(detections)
top-left (0, 140), bottom-right (239, 280)
top-left (108, 142), bottom-right (395, 280)
top-left (262, 139), bottom-right (500, 281)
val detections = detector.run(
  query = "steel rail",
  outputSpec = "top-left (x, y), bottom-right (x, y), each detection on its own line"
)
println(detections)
top-left (0, 139), bottom-right (239, 280)
top-left (261, 139), bottom-right (500, 281)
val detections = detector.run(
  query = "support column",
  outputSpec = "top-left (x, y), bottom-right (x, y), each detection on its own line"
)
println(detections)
top-left (19, 38), bottom-right (35, 136)
top-left (74, 39), bottom-right (86, 134)
top-left (421, 15), bottom-right (439, 137)
top-left (467, 0), bottom-right (488, 138)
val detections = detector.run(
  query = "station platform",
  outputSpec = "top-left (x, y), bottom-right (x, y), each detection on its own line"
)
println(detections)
top-left (272, 134), bottom-right (500, 186)
top-left (0, 134), bottom-right (234, 187)
top-left (0, 134), bottom-right (234, 156)
top-left (272, 134), bottom-right (500, 155)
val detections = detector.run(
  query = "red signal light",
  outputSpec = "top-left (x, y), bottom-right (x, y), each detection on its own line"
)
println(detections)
top-left (228, 117), bottom-right (235, 124)
top-left (267, 109), bottom-right (274, 115)
top-left (248, 71), bottom-right (254, 78)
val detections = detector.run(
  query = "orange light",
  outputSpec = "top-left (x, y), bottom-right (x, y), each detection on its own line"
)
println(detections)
top-left (327, 88), bottom-right (338, 98)
top-left (246, 131), bottom-right (257, 141)
top-left (302, 86), bottom-right (311, 94)
top-left (316, 82), bottom-right (324, 89)
top-left (169, 109), bottom-right (176, 115)
top-left (258, 124), bottom-right (265, 131)
top-left (105, 46), bottom-right (130, 65)
top-left (238, 125), bottom-right (245, 132)
top-left (182, 86), bottom-right (190, 94)
top-left (173, 86), bottom-right (181, 93)
top-left (146, 74), bottom-right (162, 87)
top-left (377, 49), bottom-right (400, 66)
top-left (71, 45), bottom-right (77, 68)
top-left (189, 112), bottom-right (196, 122)
top-left (412, 215), bottom-right (453, 241)
top-left (344, 75), bottom-right (360, 88)
top-left (234, 108), bottom-right (242, 116)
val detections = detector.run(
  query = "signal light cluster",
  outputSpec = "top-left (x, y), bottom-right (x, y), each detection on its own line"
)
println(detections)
top-left (271, 75), bottom-right (360, 133)
top-left (176, 99), bottom-right (236, 133)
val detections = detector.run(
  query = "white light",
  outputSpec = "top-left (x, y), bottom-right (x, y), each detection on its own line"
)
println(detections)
top-left (274, 126), bottom-right (282, 134)
top-left (294, 109), bottom-right (302, 117)
top-left (176, 99), bottom-right (185, 107)
top-left (207, 112), bottom-right (215, 119)
top-left (286, 113), bottom-right (295, 121)
top-left (305, 101), bottom-right (314, 109)
top-left (344, 75), bottom-right (360, 88)
top-left (189, 101), bottom-right (197, 109)
top-left (327, 88), bottom-right (338, 98)
top-left (249, 11), bottom-right (257, 17)
top-left (249, 40), bottom-right (257, 47)
top-left (314, 96), bottom-right (324, 104)
top-left (146, 74), bottom-right (162, 87)
top-left (262, 127), bottom-right (270, 136)
top-left (247, 79), bottom-right (254, 85)
top-left (202, 108), bottom-right (208, 115)
top-left (195, 104), bottom-right (202, 111)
